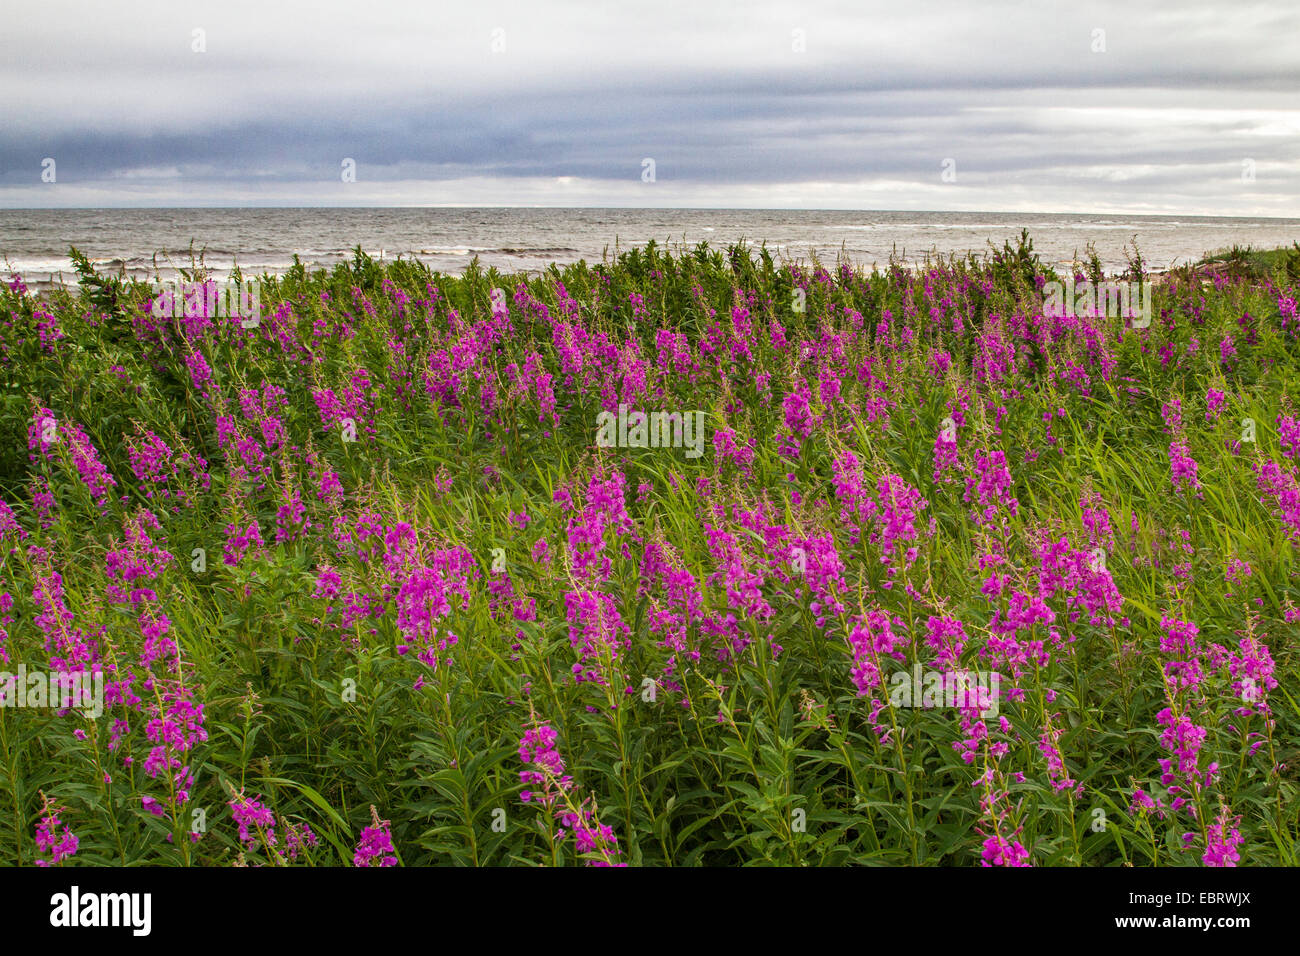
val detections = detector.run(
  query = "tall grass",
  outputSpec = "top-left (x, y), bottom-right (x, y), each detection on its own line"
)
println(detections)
top-left (0, 236), bottom-right (1296, 866)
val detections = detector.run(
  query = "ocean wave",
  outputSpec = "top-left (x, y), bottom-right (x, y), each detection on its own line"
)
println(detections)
top-left (414, 246), bottom-right (581, 257)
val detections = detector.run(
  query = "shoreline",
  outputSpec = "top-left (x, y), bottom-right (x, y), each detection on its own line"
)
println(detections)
top-left (9, 242), bottom-right (1293, 300)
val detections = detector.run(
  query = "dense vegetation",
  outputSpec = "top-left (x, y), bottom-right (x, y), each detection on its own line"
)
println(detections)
top-left (1, 235), bottom-right (1297, 866)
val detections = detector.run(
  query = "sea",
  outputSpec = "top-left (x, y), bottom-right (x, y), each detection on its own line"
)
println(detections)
top-left (2, 208), bottom-right (1298, 291)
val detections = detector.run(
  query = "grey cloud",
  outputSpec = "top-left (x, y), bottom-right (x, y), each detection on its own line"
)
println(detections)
top-left (0, 0), bottom-right (1296, 212)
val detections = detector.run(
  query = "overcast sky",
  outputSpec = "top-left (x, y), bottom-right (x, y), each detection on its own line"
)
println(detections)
top-left (1, 0), bottom-right (1297, 214)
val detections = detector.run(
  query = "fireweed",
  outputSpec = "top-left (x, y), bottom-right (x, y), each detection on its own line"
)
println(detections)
top-left (34, 792), bottom-right (78, 866)
top-left (518, 721), bottom-right (624, 866)
top-left (0, 239), bottom-right (1295, 866)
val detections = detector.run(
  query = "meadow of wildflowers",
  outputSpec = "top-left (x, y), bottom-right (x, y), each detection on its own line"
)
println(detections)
top-left (0, 236), bottom-right (1297, 867)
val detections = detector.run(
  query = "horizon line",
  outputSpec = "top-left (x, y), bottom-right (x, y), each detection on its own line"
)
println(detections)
top-left (2, 205), bottom-right (1299, 222)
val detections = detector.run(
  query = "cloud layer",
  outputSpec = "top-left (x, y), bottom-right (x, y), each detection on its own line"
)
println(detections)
top-left (2, 0), bottom-right (1298, 213)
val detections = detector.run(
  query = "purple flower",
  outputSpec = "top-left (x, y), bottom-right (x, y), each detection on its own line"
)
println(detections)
top-left (230, 792), bottom-right (277, 850)
top-left (353, 807), bottom-right (397, 867)
top-left (34, 795), bottom-right (78, 866)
